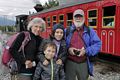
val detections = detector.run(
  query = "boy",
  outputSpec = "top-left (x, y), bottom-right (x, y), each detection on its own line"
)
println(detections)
top-left (33, 42), bottom-right (65, 80)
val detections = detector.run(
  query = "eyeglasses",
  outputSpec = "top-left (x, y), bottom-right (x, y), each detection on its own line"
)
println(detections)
top-left (74, 14), bottom-right (83, 17)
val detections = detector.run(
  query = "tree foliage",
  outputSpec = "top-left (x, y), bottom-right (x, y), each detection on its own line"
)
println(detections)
top-left (43, 0), bottom-right (59, 9)
top-left (0, 26), bottom-right (15, 32)
top-left (33, 0), bottom-right (59, 12)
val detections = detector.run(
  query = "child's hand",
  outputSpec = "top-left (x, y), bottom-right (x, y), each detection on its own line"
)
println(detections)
top-left (56, 59), bottom-right (62, 65)
top-left (43, 59), bottom-right (49, 66)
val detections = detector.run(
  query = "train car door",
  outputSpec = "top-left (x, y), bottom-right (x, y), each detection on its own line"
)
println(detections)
top-left (101, 5), bottom-right (116, 55)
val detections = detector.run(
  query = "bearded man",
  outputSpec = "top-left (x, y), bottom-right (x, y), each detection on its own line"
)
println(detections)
top-left (65, 9), bottom-right (102, 80)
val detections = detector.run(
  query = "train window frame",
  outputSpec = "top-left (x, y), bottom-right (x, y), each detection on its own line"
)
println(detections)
top-left (47, 16), bottom-right (51, 28)
top-left (67, 13), bottom-right (73, 27)
top-left (52, 15), bottom-right (57, 26)
top-left (59, 14), bottom-right (64, 25)
top-left (102, 16), bottom-right (115, 28)
top-left (87, 9), bottom-right (98, 28)
top-left (102, 6), bottom-right (116, 28)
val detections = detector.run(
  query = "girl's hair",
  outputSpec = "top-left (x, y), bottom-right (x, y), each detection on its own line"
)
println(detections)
top-left (43, 42), bottom-right (57, 52)
top-left (27, 17), bottom-right (46, 32)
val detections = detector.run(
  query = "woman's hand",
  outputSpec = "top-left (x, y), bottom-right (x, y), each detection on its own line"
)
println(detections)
top-left (25, 60), bottom-right (33, 68)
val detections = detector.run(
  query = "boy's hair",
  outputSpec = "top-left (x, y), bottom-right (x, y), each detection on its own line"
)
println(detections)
top-left (43, 42), bottom-right (57, 52)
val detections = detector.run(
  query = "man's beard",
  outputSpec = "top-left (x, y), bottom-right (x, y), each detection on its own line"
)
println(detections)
top-left (73, 19), bottom-right (85, 28)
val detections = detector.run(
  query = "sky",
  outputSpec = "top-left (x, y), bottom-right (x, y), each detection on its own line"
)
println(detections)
top-left (0, 0), bottom-right (48, 20)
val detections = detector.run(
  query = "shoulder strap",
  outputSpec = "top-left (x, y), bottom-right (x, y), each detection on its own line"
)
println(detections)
top-left (22, 31), bottom-right (31, 45)
top-left (78, 26), bottom-right (91, 48)
top-left (66, 26), bottom-right (75, 37)
top-left (66, 26), bottom-right (70, 37)
top-left (18, 31), bottom-right (31, 58)
top-left (87, 27), bottom-right (90, 36)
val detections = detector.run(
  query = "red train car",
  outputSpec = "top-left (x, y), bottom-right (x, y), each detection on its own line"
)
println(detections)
top-left (28, 0), bottom-right (120, 57)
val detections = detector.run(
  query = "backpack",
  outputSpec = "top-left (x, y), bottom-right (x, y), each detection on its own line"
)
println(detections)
top-left (66, 26), bottom-right (97, 62)
top-left (2, 31), bottom-right (31, 67)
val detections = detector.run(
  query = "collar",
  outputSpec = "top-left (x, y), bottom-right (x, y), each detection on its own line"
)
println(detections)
top-left (72, 24), bottom-right (89, 33)
top-left (76, 26), bottom-right (84, 31)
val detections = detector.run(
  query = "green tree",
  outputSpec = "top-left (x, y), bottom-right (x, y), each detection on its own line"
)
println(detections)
top-left (43, 0), bottom-right (59, 9)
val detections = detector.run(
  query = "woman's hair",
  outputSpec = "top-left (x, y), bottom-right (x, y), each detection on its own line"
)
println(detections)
top-left (43, 42), bottom-right (57, 52)
top-left (27, 17), bottom-right (46, 32)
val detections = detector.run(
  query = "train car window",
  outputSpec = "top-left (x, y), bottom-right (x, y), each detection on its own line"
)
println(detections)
top-left (52, 15), bottom-right (57, 26)
top-left (59, 14), bottom-right (64, 25)
top-left (103, 6), bottom-right (115, 17)
top-left (47, 17), bottom-right (50, 21)
top-left (89, 10), bottom-right (97, 17)
top-left (88, 9), bottom-right (97, 28)
top-left (59, 15), bottom-right (63, 20)
top-left (102, 6), bottom-right (115, 28)
top-left (53, 22), bottom-right (56, 25)
top-left (67, 13), bottom-right (73, 27)
top-left (47, 17), bottom-right (51, 27)
top-left (53, 16), bottom-right (56, 21)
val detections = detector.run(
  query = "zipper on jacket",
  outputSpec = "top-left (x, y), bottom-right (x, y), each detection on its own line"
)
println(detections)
top-left (51, 59), bottom-right (53, 80)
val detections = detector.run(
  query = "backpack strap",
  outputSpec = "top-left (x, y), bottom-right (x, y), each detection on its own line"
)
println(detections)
top-left (87, 26), bottom-right (90, 36)
top-left (66, 26), bottom-right (75, 37)
top-left (18, 31), bottom-right (31, 58)
top-left (66, 26), bottom-right (70, 37)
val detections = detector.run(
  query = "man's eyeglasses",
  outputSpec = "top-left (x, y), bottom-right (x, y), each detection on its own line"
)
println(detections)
top-left (74, 14), bottom-right (83, 17)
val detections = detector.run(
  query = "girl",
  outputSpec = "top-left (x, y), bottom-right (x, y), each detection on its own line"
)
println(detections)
top-left (37, 23), bottom-right (67, 66)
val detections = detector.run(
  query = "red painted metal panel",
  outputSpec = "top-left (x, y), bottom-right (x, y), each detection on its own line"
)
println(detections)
top-left (108, 31), bottom-right (115, 54)
top-left (101, 30), bottom-right (108, 53)
top-left (115, 6), bottom-right (120, 56)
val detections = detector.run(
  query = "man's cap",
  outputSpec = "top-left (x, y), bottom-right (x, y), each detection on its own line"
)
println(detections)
top-left (73, 9), bottom-right (84, 17)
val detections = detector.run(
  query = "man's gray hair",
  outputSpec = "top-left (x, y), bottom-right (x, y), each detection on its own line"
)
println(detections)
top-left (27, 17), bottom-right (46, 32)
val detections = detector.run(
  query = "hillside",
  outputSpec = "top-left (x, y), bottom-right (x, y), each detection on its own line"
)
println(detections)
top-left (0, 16), bottom-right (15, 26)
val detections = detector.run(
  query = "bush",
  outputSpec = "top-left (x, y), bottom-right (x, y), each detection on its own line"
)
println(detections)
top-left (0, 26), bottom-right (16, 32)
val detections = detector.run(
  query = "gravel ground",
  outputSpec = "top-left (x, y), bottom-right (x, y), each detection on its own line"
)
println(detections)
top-left (90, 62), bottom-right (120, 80)
top-left (0, 62), bottom-right (120, 80)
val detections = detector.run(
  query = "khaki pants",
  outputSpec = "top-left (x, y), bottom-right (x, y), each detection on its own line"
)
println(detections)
top-left (11, 74), bottom-right (32, 80)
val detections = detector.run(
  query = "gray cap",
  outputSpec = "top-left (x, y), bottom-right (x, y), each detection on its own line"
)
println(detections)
top-left (73, 9), bottom-right (84, 17)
